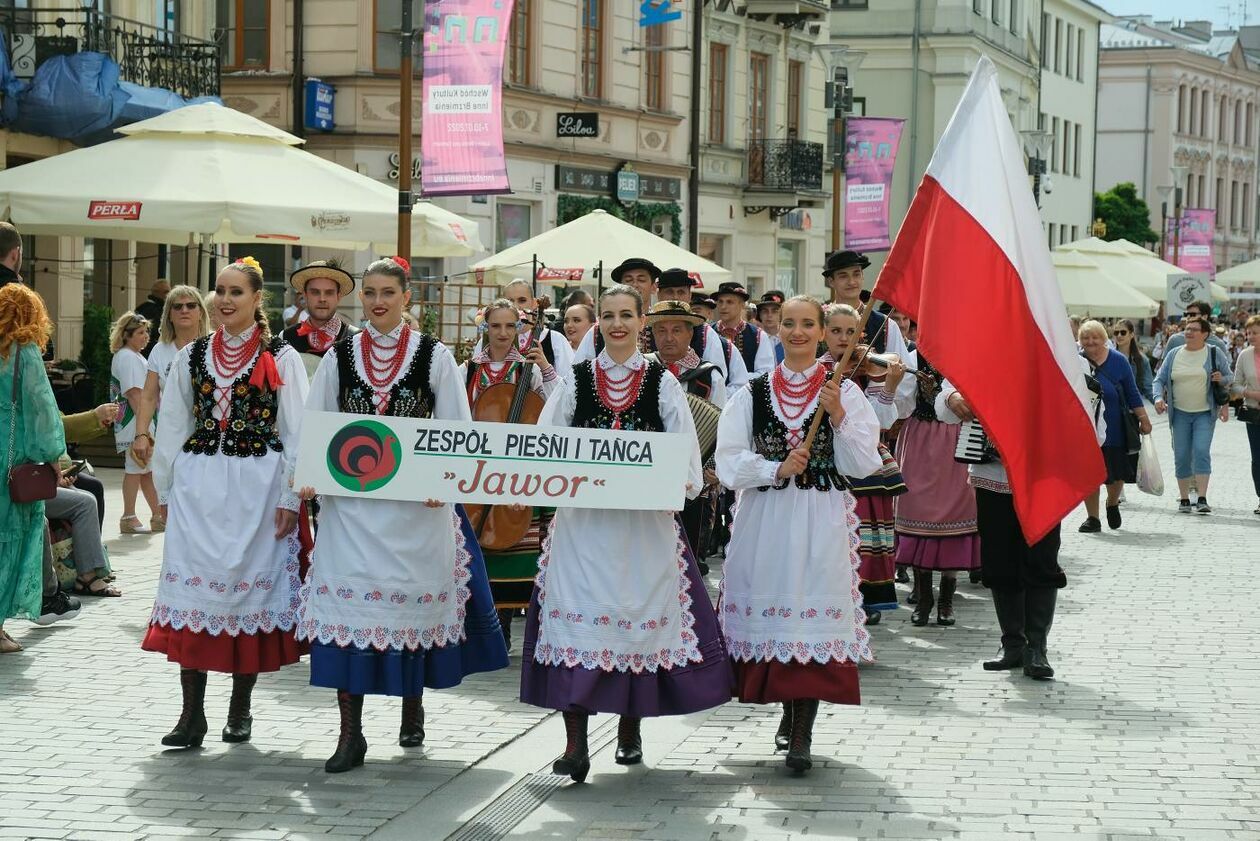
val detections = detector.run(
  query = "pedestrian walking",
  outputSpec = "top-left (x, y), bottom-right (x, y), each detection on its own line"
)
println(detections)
top-left (0, 285), bottom-right (67, 653)
top-left (1077, 320), bottom-right (1152, 532)
top-left (141, 256), bottom-right (309, 748)
top-left (893, 350), bottom-right (980, 626)
top-left (819, 303), bottom-right (913, 624)
top-left (110, 313), bottom-right (163, 534)
top-left (716, 295), bottom-right (882, 773)
top-left (1111, 319), bottom-right (1154, 402)
top-left (296, 257), bottom-right (508, 774)
top-left (128, 285), bottom-right (210, 471)
top-left (1154, 315), bottom-right (1234, 514)
top-left (461, 299), bottom-right (560, 650)
top-left (1231, 314), bottom-right (1260, 514)
top-left (520, 284), bottom-right (732, 782)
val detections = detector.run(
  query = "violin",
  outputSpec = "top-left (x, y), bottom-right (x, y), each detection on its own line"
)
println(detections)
top-left (465, 309), bottom-right (547, 551)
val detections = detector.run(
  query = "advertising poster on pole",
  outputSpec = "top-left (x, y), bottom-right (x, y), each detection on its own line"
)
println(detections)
top-left (421, 0), bottom-right (514, 196)
top-left (843, 117), bottom-right (905, 252)
top-left (1167, 208), bottom-right (1216, 278)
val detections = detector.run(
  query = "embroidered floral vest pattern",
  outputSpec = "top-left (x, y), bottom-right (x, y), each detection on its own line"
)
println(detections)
top-left (182, 335), bottom-right (285, 458)
top-left (334, 332), bottom-right (437, 418)
top-left (749, 373), bottom-right (847, 493)
top-left (571, 360), bottom-right (665, 432)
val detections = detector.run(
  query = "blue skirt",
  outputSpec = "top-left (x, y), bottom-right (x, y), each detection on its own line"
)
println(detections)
top-left (309, 505), bottom-right (510, 697)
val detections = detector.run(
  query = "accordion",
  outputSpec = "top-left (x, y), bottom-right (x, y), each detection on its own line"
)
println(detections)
top-left (954, 420), bottom-right (999, 465)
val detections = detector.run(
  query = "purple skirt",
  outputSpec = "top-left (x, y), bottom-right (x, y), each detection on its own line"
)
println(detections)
top-left (895, 533), bottom-right (981, 571)
top-left (519, 529), bottom-right (733, 718)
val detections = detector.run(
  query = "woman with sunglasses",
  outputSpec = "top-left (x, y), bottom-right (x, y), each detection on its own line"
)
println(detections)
top-left (459, 299), bottom-right (560, 649)
top-left (1111, 320), bottom-right (1153, 402)
top-left (110, 312), bottom-right (162, 536)
top-left (129, 286), bottom-right (211, 473)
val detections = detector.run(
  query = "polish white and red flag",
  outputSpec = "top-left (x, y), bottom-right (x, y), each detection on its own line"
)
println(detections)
top-left (876, 56), bottom-right (1104, 544)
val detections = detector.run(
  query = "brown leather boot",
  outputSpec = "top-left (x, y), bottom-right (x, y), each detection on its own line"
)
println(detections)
top-left (222, 673), bottom-right (256, 743)
top-left (325, 691), bottom-right (367, 773)
top-left (161, 669), bottom-right (208, 748)
top-left (552, 711), bottom-right (591, 782)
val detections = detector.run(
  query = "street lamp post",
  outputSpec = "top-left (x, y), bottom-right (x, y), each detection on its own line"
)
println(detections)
top-left (1019, 129), bottom-right (1053, 208)
top-left (824, 47), bottom-right (865, 254)
top-left (1170, 164), bottom-right (1190, 268)
top-left (396, 2), bottom-right (416, 266)
top-left (1155, 184), bottom-right (1174, 259)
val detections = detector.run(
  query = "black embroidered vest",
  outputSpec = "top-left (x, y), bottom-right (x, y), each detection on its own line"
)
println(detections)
top-left (863, 310), bottom-right (889, 355)
top-left (182, 335), bottom-right (285, 458)
top-left (334, 332), bottom-right (437, 418)
top-left (749, 372), bottom-right (847, 493)
top-left (571, 359), bottom-right (665, 432)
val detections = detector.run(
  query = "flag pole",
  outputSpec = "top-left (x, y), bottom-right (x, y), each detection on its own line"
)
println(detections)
top-left (396, 3), bottom-right (414, 265)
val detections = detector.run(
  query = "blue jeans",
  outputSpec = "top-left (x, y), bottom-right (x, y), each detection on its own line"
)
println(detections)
top-left (1170, 410), bottom-right (1215, 479)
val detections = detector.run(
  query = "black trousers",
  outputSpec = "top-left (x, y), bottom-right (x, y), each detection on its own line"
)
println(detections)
top-left (73, 474), bottom-right (105, 529)
top-left (975, 489), bottom-right (1066, 590)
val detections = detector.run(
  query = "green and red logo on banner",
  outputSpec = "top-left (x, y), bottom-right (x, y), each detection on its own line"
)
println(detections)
top-left (327, 421), bottom-right (402, 493)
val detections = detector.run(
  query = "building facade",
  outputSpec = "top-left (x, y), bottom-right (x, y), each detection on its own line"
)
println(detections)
top-left (827, 0), bottom-right (1107, 276)
top-left (697, 1), bottom-right (830, 299)
top-left (221, 0), bottom-right (694, 313)
top-left (0, 1), bottom-right (220, 359)
top-left (1098, 18), bottom-right (1260, 271)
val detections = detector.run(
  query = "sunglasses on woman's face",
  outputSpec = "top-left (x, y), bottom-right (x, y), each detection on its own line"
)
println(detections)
top-left (1113, 329), bottom-right (1129, 336)
top-left (169, 301), bottom-right (199, 312)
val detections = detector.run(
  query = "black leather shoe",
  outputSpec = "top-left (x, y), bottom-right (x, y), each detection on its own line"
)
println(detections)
top-left (1023, 647), bottom-right (1055, 680)
top-left (895, 565), bottom-right (911, 584)
top-left (784, 699), bottom-right (819, 774)
top-left (222, 673), bottom-right (256, 743)
top-left (221, 715), bottom-right (252, 743)
top-left (325, 734), bottom-right (367, 773)
top-left (553, 711), bottom-right (591, 782)
top-left (1077, 517), bottom-right (1101, 533)
top-left (614, 716), bottom-right (643, 765)
top-left (864, 610), bottom-right (881, 626)
top-left (162, 669), bottom-right (208, 748)
top-left (399, 696), bottom-right (425, 747)
top-left (983, 647), bottom-right (1025, 671)
top-left (1105, 505), bottom-right (1122, 530)
top-left (910, 570), bottom-right (934, 627)
top-left (773, 703), bottom-right (792, 751)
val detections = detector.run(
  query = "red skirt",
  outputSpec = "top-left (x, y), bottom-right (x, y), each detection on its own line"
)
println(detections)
top-left (733, 659), bottom-right (860, 705)
top-left (142, 624), bottom-right (306, 674)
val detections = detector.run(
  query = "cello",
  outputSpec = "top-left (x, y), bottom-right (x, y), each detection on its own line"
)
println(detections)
top-left (465, 307), bottom-right (547, 550)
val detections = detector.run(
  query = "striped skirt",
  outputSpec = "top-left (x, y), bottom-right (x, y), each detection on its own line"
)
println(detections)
top-left (483, 508), bottom-right (553, 610)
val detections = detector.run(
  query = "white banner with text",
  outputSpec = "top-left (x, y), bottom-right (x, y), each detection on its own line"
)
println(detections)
top-left (294, 411), bottom-right (691, 510)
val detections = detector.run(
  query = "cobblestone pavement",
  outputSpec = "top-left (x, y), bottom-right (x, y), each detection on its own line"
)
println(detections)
top-left (2, 416), bottom-right (1258, 841)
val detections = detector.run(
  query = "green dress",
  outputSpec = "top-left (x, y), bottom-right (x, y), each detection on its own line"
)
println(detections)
top-left (0, 343), bottom-right (67, 621)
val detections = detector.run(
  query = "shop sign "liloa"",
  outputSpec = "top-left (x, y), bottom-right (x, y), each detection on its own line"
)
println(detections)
top-left (88, 200), bottom-right (142, 220)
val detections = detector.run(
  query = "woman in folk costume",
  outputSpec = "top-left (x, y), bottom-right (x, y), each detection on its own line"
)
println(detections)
top-left (818, 303), bottom-right (913, 625)
top-left (893, 349), bottom-right (981, 626)
top-left (459, 299), bottom-right (561, 649)
top-left (142, 257), bottom-right (309, 748)
top-left (296, 257), bottom-right (507, 774)
top-left (716, 295), bottom-right (882, 773)
top-left (521, 284), bottom-right (732, 783)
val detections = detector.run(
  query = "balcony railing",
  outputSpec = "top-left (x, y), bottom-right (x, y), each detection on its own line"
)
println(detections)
top-left (1, 8), bottom-right (220, 99)
top-left (746, 139), bottom-right (824, 192)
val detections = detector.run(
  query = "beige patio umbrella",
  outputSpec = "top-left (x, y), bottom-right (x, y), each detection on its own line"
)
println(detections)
top-left (0, 102), bottom-right (483, 255)
top-left (1216, 259), bottom-right (1260, 289)
top-left (1057, 237), bottom-right (1229, 303)
top-left (470, 209), bottom-right (730, 291)
top-left (1051, 251), bottom-right (1160, 318)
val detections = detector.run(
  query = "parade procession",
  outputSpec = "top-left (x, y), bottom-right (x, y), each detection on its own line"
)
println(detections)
top-left (1, 3), bottom-right (1258, 840)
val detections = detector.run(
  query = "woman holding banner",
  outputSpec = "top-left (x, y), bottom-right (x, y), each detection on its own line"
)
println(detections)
top-left (520, 283), bottom-right (732, 783)
top-left (716, 295), bottom-right (882, 774)
top-left (460, 299), bottom-right (561, 649)
top-left (296, 257), bottom-right (507, 774)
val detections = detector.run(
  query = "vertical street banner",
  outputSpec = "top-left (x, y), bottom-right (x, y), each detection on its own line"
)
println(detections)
top-left (1168, 208), bottom-right (1216, 278)
top-left (421, 0), bottom-right (513, 196)
top-left (843, 117), bottom-right (905, 252)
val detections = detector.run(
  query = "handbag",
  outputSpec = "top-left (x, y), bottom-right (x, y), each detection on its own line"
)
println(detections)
top-left (1209, 346), bottom-right (1231, 407)
top-left (7, 349), bottom-right (58, 504)
top-left (1085, 355), bottom-right (1141, 455)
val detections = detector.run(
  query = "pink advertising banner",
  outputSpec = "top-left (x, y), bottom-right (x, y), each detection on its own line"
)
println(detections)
top-left (843, 117), bottom-right (905, 252)
top-left (421, 0), bottom-right (513, 197)
top-left (1167, 208), bottom-right (1216, 278)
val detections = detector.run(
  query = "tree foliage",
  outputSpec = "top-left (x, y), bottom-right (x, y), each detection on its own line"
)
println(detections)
top-left (1093, 182), bottom-right (1160, 245)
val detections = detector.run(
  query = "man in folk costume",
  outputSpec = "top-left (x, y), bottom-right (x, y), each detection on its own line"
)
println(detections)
top-left (757, 290), bottom-right (787, 365)
top-left (646, 299), bottom-right (725, 568)
top-left (654, 267), bottom-right (745, 388)
top-left (282, 260), bottom-right (360, 381)
top-left (497, 278), bottom-right (575, 382)
top-left (822, 251), bottom-right (912, 360)
top-left (713, 282), bottom-right (776, 376)
top-left (575, 259), bottom-right (743, 384)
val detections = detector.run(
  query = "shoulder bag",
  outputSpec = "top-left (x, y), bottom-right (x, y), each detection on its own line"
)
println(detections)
top-left (1209, 345), bottom-right (1232, 408)
top-left (1084, 353), bottom-right (1141, 454)
top-left (1238, 348), bottom-right (1260, 424)
top-left (8, 349), bottom-right (59, 503)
